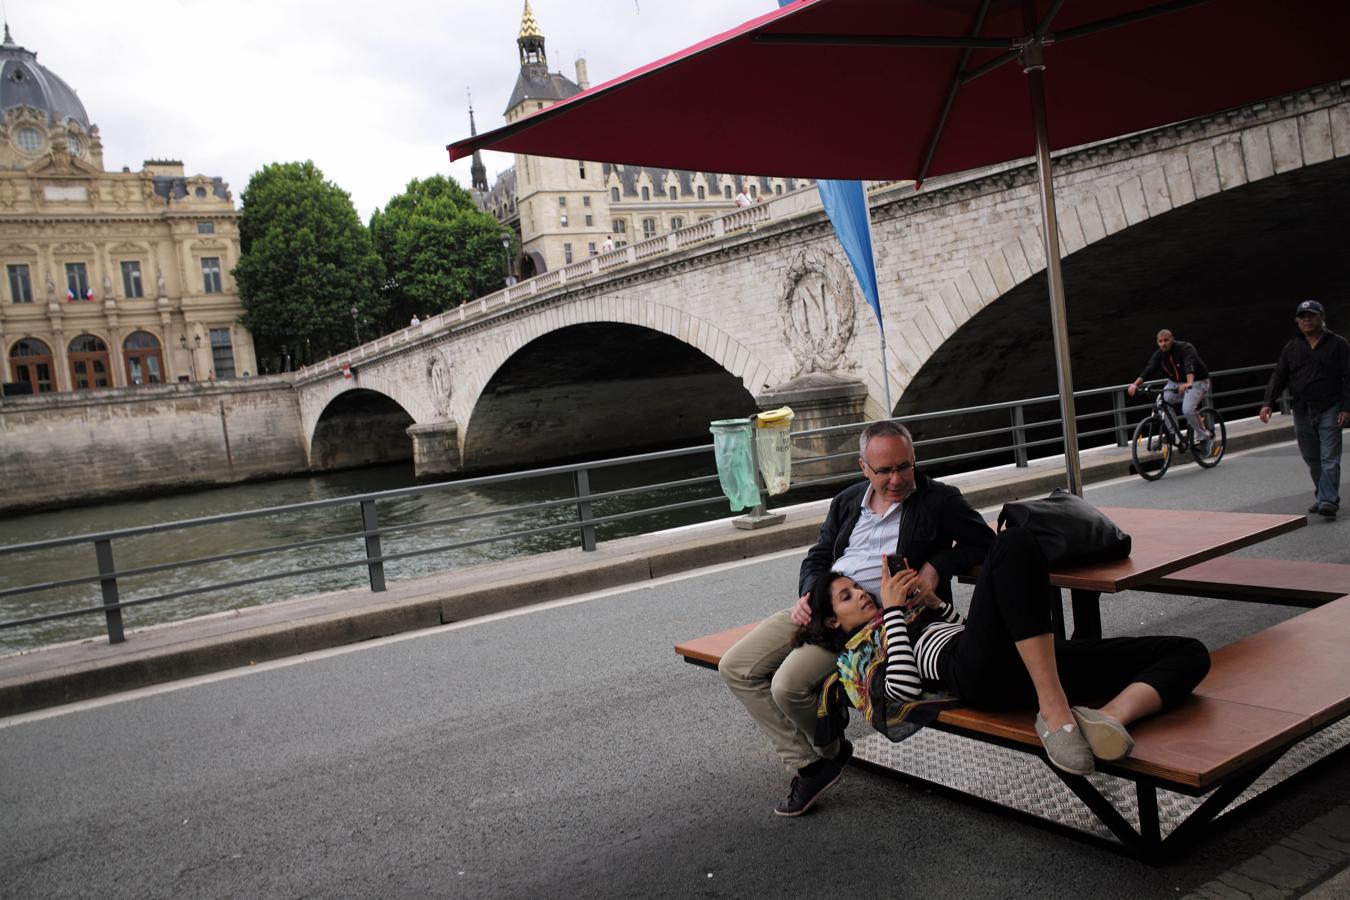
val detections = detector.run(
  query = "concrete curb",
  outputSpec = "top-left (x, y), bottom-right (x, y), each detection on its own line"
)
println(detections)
top-left (0, 418), bottom-right (1296, 717)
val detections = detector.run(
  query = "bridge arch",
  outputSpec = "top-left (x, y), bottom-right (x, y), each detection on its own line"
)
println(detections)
top-left (308, 387), bottom-right (418, 471)
top-left (452, 302), bottom-right (769, 469)
top-left (886, 111), bottom-right (1348, 415)
top-left (894, 147), bottom-right (1349, 434)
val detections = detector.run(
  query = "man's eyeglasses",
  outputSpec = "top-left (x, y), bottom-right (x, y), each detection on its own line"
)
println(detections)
top-left (863, 457), bottom-right (914, 478)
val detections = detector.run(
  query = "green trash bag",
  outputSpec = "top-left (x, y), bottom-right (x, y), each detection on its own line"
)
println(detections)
top-left (709, 418), bottom-right (760, 511)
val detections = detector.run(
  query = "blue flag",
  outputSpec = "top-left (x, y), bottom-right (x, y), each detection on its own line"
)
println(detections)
top-left (816, 179), bottom-right (882, 327)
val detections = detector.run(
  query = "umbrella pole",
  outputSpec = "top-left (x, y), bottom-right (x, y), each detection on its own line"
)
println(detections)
top-left (1024, 61), bottom-right (1083, 496)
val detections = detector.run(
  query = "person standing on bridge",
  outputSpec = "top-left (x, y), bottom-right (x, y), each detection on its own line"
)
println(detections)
top-left (1259, 300), bottom-right (1350, 520)
top-left (718, 421), bottom-right (993, 817)
top-left (1127, 329), bottom-right (1215, 456)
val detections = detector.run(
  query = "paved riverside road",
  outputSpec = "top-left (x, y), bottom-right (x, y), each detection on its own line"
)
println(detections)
top-left (3, 441), bottom-right (1349, 899)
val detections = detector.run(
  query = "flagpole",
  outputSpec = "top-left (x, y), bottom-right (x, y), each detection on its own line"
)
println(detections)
top-left (858, 184), bottom-right (892, 415)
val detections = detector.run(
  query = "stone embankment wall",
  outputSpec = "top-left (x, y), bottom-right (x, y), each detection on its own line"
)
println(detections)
top-left (0, 376), bottom-right (308, 513)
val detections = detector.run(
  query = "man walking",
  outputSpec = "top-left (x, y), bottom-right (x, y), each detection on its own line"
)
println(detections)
top-left (1260, 300), bottom-right (1350, 519)
top-left (1128, 329), bottom-right (1215, 456)
top-left (718, 421), bottom-right (993, 816)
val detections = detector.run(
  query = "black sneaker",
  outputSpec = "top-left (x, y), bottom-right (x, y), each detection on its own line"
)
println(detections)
top-left (1309, 503), bottom-right (1323, 514)
top-left (773, 743), bottom-right (851, 818)
top-left (1317, 503), bottom-right (1339, 519)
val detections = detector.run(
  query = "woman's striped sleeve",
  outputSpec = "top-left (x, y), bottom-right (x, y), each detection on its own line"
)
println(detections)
top-left (879, 608), bottom-right (923, 702)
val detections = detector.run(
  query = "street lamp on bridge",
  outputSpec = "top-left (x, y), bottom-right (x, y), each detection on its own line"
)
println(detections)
top-left (500, 232), bottom-right (516, 287)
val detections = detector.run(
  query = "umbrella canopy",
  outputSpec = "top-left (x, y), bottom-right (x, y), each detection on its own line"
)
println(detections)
top-left (451, 0), bottom-right (1349, 493)
top-left (450, 0), bottom-right (1347, 182)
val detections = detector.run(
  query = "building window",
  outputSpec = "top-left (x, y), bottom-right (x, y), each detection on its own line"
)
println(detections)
top-left (578, 161), bottom-right (586, 179)
top-left (197, 222), bottom-right (215, 234)
top-left (583, 195), bottom-right (591, 207)
top-left (584, 214), bottom-right (593, 226)
top-left (670, 217), bottom-right (683, 230)
top-left (123, 331), bottom-right (163, 385)
top-left (724, 185), bottom-right (733, 199)
top-left (209, 328), bottom-right (236, 379)
top-left (7, 264), bottom-right (33, 303)
top-left (560, 213), bottom-right (569, 227)
top-left (611, 187), bottom-right (620, 202)
top-left (775, 184), bottom-right (783, 195)
top-left (201, 257), bottom-right (222, 293)
top-left (68, 334), bottom-right (111, 389)
top-left (612, 219), bottom-right (626, 234)
top-left (642, 218), bottom-right (657, 239)
top-left (588, 242), bottom-right (597, 256)
top-left (194, 186), bottom-right (207, 198)
top-left (8, 338), bottom-right (55, 392)
top-left (14, 126), bottom-right (42, 153)
top-left (669, 187), bottom-right (677, 200)
top-left (697, 185), bottom-right (705, 199)
top-left (563, 243), bottom-right (573, 264)
top-left (120, 261), bottom-right (144, 298)
top-left (558, 197), bottom-right (567, 207)
top-left (641, 186), bottom-right (650, 201)
top-left (65, 262), bottom-right (90, 301)
top-left (750, 185), bottom-right (758, 198)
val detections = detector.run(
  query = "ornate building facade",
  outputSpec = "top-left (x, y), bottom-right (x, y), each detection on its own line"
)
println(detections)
top-left (0, 26), bottom-right (255, 394)
top-left (478, 2), bottom-right (811, 277)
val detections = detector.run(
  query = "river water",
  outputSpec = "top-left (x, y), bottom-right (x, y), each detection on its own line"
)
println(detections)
top-left (0, 455), bottom-right (739, 654)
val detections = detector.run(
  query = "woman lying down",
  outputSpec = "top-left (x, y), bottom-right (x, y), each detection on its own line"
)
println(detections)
top-left (798, 527), bottom-right (1211, 775)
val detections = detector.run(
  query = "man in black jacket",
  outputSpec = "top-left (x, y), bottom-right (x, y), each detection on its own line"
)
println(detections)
top-left (718, 420), bottom-right (993, 817)
top-left (1260, 300), bottom-right (1350, 519)
top-left (1128, 329), bottom-right (1216, 456)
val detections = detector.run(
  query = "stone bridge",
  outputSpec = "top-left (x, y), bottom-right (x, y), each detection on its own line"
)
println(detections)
top-left (294, 83), bottom-right (1349, 475)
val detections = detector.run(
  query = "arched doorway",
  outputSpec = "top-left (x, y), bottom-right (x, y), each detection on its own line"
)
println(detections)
top-left (68, 334), bottom-right (111, 389)
top-left (123, 331), bottom-right (164, 385)
top-left (8, 338), bottom-right (55, 393)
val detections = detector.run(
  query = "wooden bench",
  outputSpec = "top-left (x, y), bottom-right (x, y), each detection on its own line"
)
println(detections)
top-left (675, 595), bottom-right (1350, 861)
top-left (1147, 557), bottom-right (1350, 607)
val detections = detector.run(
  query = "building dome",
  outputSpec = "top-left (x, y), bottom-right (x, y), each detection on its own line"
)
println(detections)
top-left (0, 25), bottom-right (91, 132)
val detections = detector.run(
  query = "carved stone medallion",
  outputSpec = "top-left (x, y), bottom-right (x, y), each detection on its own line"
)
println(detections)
top-left (779, 248), bottom-right (857, 374)
top-left (426, 352), bottom-right (453, 414)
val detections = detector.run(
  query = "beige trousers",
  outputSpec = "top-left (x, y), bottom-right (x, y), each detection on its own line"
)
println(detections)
top-left (718, 608), bottom-right (841, 772)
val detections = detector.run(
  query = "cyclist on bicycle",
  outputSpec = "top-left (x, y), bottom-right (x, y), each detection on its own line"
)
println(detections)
top-left (1127, 330), bottom-right (1216, 456)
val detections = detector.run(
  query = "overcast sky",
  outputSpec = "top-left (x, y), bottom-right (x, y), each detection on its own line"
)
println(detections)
top-left (15, 0), bottom-right (774, 220)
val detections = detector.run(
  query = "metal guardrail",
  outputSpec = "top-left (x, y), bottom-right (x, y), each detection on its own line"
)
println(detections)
top-left (0, 365), bottom-right (1280, 644)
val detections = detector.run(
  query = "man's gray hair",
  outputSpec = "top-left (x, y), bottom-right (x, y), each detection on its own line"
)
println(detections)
top-left (859, 420), bottom-right (913, 457)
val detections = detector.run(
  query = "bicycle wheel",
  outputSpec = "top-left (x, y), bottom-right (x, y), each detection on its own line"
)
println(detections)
top-left (1131, 415), bottom-right (1171, 481)
top-left (1192, 407), bottom-right (1226, 468)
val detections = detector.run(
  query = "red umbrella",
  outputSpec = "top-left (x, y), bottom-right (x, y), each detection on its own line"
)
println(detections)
top-left (450, 0), bottom-right (1349, 492)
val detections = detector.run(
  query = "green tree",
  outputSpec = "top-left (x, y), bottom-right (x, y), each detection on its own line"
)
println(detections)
top-left (234, 161), bottom-right (384, 367)
top-left (369, 175), bottom-right (506, 330)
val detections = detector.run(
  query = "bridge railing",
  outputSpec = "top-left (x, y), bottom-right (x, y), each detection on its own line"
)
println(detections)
top-left (294, 192), bottom-right (791, 383)
top-left (0, 365), bottom-right (1280, 649)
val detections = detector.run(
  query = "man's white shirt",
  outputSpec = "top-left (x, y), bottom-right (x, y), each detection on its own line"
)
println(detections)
top-left (831, 484), bottom-right (903, 597)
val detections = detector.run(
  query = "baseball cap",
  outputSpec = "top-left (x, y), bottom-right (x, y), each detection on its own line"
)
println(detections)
top-left (1295, 300), bottom-right (1325, 317)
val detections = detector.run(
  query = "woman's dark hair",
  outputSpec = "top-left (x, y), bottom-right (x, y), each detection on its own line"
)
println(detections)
top-left (793, 571), bottom-right (851, 652)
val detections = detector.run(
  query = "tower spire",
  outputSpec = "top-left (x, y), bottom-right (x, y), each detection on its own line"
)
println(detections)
top-left (517, 0), bottom-right (546, 69)
top-left (467, 89), bottom-right (488, 193)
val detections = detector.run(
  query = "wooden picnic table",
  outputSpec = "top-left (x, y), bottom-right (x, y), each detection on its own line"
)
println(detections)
top-left (1039, 508), bottom-right (1306, 639)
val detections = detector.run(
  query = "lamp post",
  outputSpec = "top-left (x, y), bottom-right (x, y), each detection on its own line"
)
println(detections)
top-left (500, 232), bottom-right (516, 287)
top-left (350, 305), bottom-right (361, 345)
top-left (178, 333), bottom-right (199, 381)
